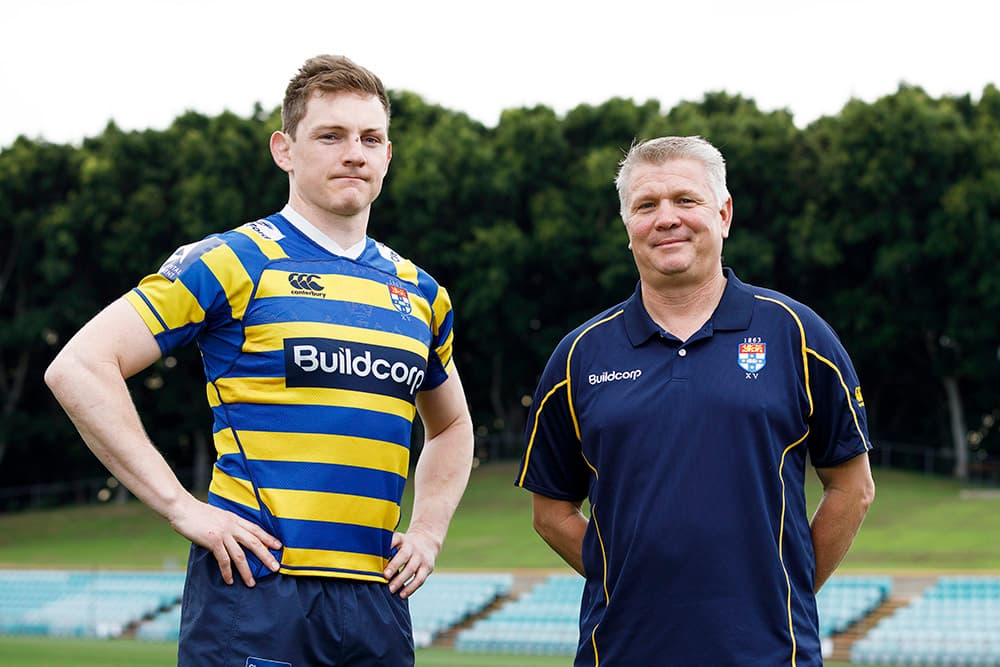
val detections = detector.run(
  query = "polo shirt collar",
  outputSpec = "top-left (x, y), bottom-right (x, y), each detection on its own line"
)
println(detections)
top-left (623, 267), bottom-right (755, 346)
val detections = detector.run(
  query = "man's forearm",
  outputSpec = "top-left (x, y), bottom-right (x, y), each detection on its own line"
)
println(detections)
top-left (811, 487), bottom-right (873, 591)
top-left (46, 347), bottom-right (191, 519)
top-left (408, 417), bottom-right (474, 544)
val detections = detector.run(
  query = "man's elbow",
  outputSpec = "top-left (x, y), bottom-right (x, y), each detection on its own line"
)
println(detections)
top-left (859, 477), bottom-right (876, 514)
top-left (532, 507), bottom-right (564, 545)
top-left (44, 351), bottom-right (74, 398)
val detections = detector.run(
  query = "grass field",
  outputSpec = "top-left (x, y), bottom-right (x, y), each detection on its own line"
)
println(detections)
top-left (0, 636), bottom-right (865, 667)
top-left (1, 462), bottom-right (998, 665)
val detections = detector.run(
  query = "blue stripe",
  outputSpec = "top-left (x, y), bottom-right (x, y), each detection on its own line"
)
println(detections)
top-left (248, 296), bottom-right (432, 341)
top-left (208, 490), bottom-right (260, 523)
top-left (277, 516), bottom-right (393, 555)
top-left (247, 460), bottom-right (405, 502)
top-left (215, 453), bottom-right (251, 481)
top-left (278, 564), bottom-right (383, 578)
top-left (131, 288), bottom-right (169, 331)
top-left (179, 257), bottom-right (233, 321)
top-left (231, 351), bottom-right (281, 377)
top-left (221, 227), bottom-right (277, 275)
top-left (217, 403), bottom-right (414, 446)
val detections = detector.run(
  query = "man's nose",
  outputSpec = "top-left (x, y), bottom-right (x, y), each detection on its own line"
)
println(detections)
top-left (342, 136), bottom-right (366, 164)
top-left (653, 202), bottom-right (682, 227)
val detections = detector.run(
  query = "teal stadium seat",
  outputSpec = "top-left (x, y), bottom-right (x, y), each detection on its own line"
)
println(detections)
top-left (851, 576), bottom-right (1000, 666)
top-left (0, 569), bottom-right (185, 639)
top-left (456, 574), bottom-right (584, 655)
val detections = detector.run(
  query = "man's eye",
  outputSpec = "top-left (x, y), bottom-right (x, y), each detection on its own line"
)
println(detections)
top-left (363, 136), bottom-right (382, 145)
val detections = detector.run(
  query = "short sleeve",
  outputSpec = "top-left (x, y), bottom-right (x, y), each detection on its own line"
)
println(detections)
top-left (805, 316), bottom-right (872, 467)
top-left (122, 236), bottom-right (232, 356)
top-left (420, 283), bottom-right (455, 392)
top-left (515, 336), bottom-right (591, 501)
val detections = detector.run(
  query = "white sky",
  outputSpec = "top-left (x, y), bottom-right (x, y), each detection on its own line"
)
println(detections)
top-left (3, 0), bottom-right (998, 148)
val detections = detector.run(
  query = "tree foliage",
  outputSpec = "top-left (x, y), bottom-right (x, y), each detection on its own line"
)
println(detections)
top-left (1, 83), bottom-right (998, 487)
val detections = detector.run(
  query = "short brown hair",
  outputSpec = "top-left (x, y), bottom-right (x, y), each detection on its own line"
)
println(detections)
top-left (281, 55), bottom-right (391, 139)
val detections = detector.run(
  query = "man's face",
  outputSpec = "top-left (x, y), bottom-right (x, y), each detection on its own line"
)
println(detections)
top-left (623, 158), bottom-right (732, 288)
top-left (273, 90), bottom-right (391, 220)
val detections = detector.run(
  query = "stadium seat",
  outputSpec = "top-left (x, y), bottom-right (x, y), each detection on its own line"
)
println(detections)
top-left (851, 576), bottom-right (1000, 666)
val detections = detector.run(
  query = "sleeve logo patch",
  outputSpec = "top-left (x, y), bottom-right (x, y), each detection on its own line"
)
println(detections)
top-left (157, 237), bottom-right (224, 281)
top-left (244, 219), bottom-right (285, 241)
top-left (376, 241), bottom-right (403, 263)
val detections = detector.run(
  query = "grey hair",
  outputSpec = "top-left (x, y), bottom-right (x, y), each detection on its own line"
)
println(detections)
top-left (614, 136), bottom-right (730, 222)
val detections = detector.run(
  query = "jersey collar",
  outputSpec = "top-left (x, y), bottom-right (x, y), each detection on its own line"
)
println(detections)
top-left (280, 204), bottom-right (368, 259)
top-left (623, 267), bottom-right (755, 346)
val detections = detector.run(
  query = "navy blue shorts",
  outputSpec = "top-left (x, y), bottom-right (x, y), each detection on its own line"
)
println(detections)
top-left (178, 545), bottom-right (413, 667)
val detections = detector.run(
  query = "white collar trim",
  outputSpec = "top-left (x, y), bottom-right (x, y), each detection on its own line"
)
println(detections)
top-left (280, 204), bottom-right (366, 259)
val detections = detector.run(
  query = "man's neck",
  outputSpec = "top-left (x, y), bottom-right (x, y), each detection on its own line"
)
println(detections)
top-left (640, 270), bottom-right (727, 342)
top-left (282, 203), bottom-right (368, 258)
top-left (287, 196), bottom-right (369, 249)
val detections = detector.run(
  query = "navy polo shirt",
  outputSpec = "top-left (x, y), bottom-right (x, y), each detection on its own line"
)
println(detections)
top-left (516, 268), bottom-right (871, 667)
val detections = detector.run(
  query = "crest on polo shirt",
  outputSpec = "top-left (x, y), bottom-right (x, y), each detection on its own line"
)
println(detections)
top-left (388, 284), bottom-right (412, 314)
top-left (738, 342), bottom-right (767, 373)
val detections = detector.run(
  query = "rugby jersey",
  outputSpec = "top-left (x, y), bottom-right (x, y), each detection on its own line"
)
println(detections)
top-left (516, 269), bottom-right (871, 666)
top-left (124, 212), bottom-right (455, 582)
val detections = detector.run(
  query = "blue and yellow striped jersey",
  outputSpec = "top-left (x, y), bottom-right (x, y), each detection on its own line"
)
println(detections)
top-left (124, 213), bottom-right (455, 582)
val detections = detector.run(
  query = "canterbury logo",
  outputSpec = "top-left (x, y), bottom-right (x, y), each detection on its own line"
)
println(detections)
top-left (288, 273), bottom-right (323, 292)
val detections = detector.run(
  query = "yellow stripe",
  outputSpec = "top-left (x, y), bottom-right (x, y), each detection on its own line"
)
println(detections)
top-left (754, 295), bottom-right (819, 665)
top-left (237, 431), bottom-right (410, 477)
top-left (255, 270), bottom-right (431, 320)
top-left (260, 488), bottom-right (400, 529)
top-left (429, 286), bottom-right (453, 336)
top-left (807, 350), bottom-right (872, 450)
top-left (134, 274), bottom-right (206, 331)
top-left (517, 380), bottom-right (568, 486)
top-left (213, 428), bottom-right (240, 457)
top-left (212, 377), bottom-right (417, 420)
top-left (200, 243), bottom-right (254, 319)
top-left (280, 547), bottom-right (388, 577)
top-left (123, 291), bottom-right (165, 336)
top-left (208, 470), bottom-right (260, 510)
top-left (243, 321), bottom-right (429, 358)
top-left (566, 311), bottom-right (625, 440)
top-left (593, 506), bottom-right (609, 603)
top-left (754, 296), bottom-right (813, 418)
top-left (392, 258), bottom-right (420, 285)
top-left (777, 431), bottom-right (809, 666)
top-left (277, 566), bottom-right (386, 582)
top-left (234, 227), bottom-right (287, 260)
top-left (206, 383), bottom-right (221, 408)
top-left (435, 329), bottom-right (455, 373)
top-left (591, 622), bottom-right (601, 666)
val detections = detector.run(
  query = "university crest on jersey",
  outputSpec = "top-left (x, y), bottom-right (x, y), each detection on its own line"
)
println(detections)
top-left (388, 284), bottom-right (412, 314)
top-left (738, 342), bottom-right (767, 373)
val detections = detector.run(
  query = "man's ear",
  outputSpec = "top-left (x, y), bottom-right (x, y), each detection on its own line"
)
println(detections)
top-left (720, 197), bottom-right (734, 239)
top-left (270, 131), bottom-right (293, 173)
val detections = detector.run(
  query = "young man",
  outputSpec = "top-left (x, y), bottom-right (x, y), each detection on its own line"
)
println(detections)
top-left (516, 136), bottom-right (875, 666)
top-left (45, 55), bottom-right (474, 666)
